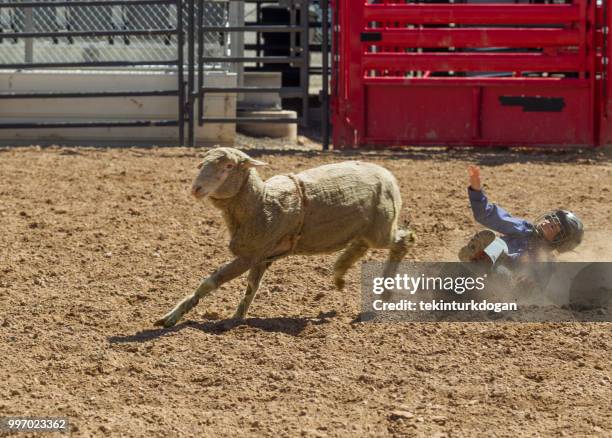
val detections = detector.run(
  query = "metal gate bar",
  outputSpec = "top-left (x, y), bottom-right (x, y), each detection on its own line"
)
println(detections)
top-left (362, 4), bottom-right (580, 24)
top-left (187, 0), bottom-right (195, 146)
top-left (0, 120), bottom-right (180, 129)
top-left (321, 0), bottom-right (329, 150)
top-left (0, 0), bottom-right (186, 145)
top-left (0, 91), bottom-right (179, 99)
top-left (364, 29), bottom-right (581, 48)
top-left (362, 54), bottom-right (583, 72)
top-left (600, 0), bottom-right (611, 143)
top-left (0, 0), bottom-right (173, 6)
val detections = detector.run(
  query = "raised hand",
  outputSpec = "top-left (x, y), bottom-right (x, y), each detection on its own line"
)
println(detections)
top-left (468, 165), bottom-right (482, 191)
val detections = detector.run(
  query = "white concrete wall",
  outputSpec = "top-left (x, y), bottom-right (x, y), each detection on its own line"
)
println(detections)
top-left (0, 69), bottom-right (237, 146)
top-left (241, 71), bottom-right (282, 109)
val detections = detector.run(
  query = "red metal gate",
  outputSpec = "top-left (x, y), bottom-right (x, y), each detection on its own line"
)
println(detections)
top-left (601, 0), bottom-right (612, 145)
top-left (332, 0), bottom-right (610, 148)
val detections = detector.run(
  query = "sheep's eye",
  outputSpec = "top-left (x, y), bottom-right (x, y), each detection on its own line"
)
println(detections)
top-left (225, 163), bottom-right (234, 170)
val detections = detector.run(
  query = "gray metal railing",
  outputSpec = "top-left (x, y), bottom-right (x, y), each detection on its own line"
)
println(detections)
top-left (0, 0), bottom-right (228, 68)
top-left (0, 0), bottom-right (187, 143)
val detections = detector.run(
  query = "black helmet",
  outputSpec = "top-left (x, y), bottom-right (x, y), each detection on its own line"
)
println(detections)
top-left (536, 210), bottom-right (584, 252)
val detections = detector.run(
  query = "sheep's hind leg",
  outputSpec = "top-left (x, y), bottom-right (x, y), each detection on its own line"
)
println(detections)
top-left (154, 257), bottom-right (253, 328)
top-left (232, 261), bottom-right (271, 320)
top-left (333, 240), bottom-right (369, 290)
top-left (381, 229), bottom-right (415, 289)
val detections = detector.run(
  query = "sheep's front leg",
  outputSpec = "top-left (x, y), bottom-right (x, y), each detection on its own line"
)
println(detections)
top-left (154, 257), bottom-right (253, 328)
top-left (232, 261), bottom-right (271, 320)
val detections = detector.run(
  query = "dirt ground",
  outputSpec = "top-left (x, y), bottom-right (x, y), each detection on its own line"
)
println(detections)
top-left (0, 142), bottom-right (611, 437)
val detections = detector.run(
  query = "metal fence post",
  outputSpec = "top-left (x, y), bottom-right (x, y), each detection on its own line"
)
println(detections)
top-left (321, 0), bottom-right (329, 150)
top-left (178, 0), bottom-right (185, 145)
top-left (197, 0), bottom-right (204, 125)
top-left (299, 0), bottom-right (309, 128)
top-left (187, 0), bottom-right (195, 146)
top-left (229, 1), bottom-right (245, 94)
top-left (24, 7), bottom-right (34, 63)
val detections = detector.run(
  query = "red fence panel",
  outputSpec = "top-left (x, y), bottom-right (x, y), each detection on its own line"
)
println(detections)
top-left (332, 0), bottom-right (607, 149)
top-left (362, 4), bottom-right (581, 25)
top-left (601, 0), bottom-right (612, 145)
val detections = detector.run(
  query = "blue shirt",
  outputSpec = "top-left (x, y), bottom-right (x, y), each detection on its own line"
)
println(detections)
top-left (468, 188), bottom-right (537, 261)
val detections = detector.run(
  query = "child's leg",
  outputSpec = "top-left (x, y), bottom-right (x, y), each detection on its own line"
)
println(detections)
top-left (460, 231), bottom-right (512, 282)
top-left (458, 230), bottom-right (497, 263)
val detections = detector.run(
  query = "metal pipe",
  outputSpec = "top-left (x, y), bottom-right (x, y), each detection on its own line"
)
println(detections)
top-left (201, 86), bottom-right (303, 97)
top-left (177, 0), bottom-right (185, 145)
top-left (360, 28), bottom-right (581, 48)
top-left (3, 60), bottom-right (179, 69)
top-left (333, 0), bottom-right (339, 100)
top-left (256, 1), bottom-right (261, 68)
top-left (197, 0), bottom-right (205, 126)
top-left (0, 0), bottom-right (177, 8)
top-left (1, 29), bottom-right (177, 39)
top-left (290, 1), bottom-right (297, 66)
top-left (196, 117), bottom-right (300, 123)
top-left (361, 77), bottom-right (589, 86)
top-left (321, 0), bottom-right (329, 150)
top-left (24, 7), bottom-right (33, 63)
top-left (362, 4), bottom-right (580, 25)
top-left (245, 43), bottom-right (323, 51)
top-left (0, 120), bottom-right (180, 129)
top-left (0, 90), bottom-right (179, 99)
top-left (362, 52), bottom-right (582, 72)
top-left (299, 0), bottom-right (309, 128)
top-left (187, 0), bottom-right (195, 146)
top-left (201, 56), bottom-right (305, 63)
top-left (604, 0), bottom-right (610, 120)
top-left (229, 0), bottom-right (245, 97)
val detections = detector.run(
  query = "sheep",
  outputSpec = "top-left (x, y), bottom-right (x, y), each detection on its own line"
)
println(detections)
top-left (154, 147), bottom-right (415, 328)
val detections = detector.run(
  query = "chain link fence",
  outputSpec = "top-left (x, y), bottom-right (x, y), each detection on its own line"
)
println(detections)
top-left (0, 0), bottom-right (230, 68)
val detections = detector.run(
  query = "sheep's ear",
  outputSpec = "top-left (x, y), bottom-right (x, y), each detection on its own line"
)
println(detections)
top-left (244, 157), bottom-right (267, 168)
top-left (197, 161), bottom-right (204, 169)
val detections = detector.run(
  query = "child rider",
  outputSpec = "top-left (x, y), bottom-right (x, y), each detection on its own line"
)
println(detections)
top-left (459, 165), bottom-right (584, 270)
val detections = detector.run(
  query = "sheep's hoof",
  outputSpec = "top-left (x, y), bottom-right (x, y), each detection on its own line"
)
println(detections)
top-left (154, 312), bottom-right (179, 328)
top-left (231, 310), bottom-right (247, 321)
top-left (334, 277), bottom-right (345, 291)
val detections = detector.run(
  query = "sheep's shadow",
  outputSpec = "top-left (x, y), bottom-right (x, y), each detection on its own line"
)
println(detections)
top-left (107, 310), bottom-right (337, 344)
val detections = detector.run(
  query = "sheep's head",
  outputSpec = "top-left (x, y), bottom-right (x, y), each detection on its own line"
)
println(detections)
top-left (191, 147), bottom-right (266, 200)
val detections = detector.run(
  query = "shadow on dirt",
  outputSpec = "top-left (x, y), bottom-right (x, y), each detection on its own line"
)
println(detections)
top-left (107, 310), bottom-right (337, 344)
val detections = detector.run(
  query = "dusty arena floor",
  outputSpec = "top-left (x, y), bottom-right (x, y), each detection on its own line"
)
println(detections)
top-left (1, 143), bottom-right (611, 437)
